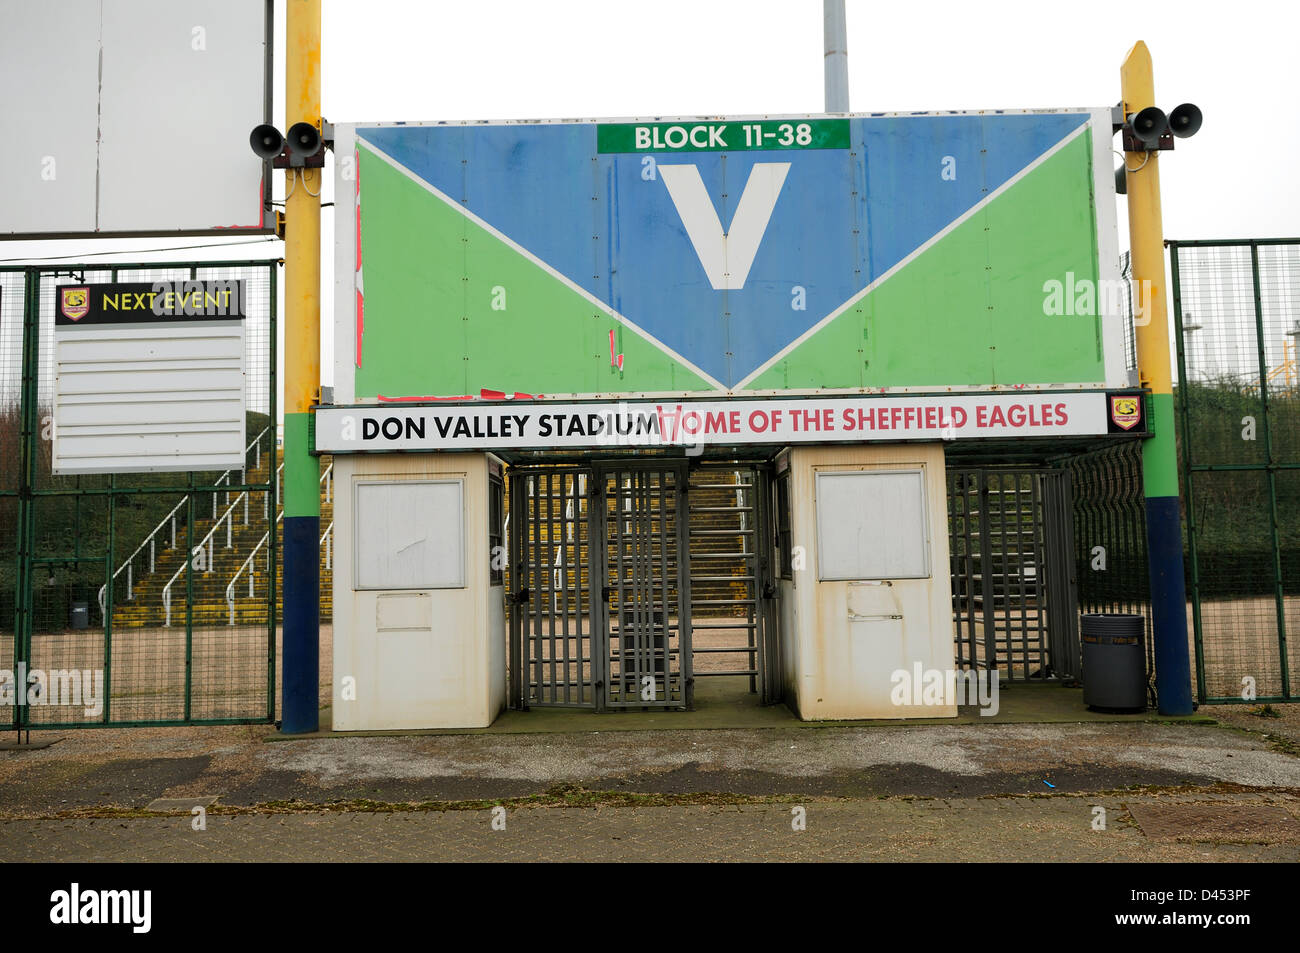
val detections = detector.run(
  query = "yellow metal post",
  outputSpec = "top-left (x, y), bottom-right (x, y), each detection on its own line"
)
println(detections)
top-left (281, 0), bottom-right (322, 733)
top-left (1120, 40), bottom-right (1193, 714)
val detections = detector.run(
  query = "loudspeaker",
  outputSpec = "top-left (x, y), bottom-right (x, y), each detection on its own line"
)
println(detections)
top-left (1115, 164), bottom-right (1127, 195)
top-left (1168, 103), bottom-right (1202, 138)
top-left (1130, 106), bottom-right (1168, 149)
top-left (286, 121), bottom-right (322, 157)
top-left (249, 124), bottom-right (284, 160)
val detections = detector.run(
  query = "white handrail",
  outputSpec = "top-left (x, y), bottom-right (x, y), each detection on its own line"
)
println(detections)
top-left (97, 494), bottom-right (188, 615)
top-left (99, 427), bottom-right (269, 618)
top-left (162, 489), bottom-right (247, 626)
top-left (225, 511), bottom-right (283, 626)
top-left (320, 520), bottom-right (334, 568)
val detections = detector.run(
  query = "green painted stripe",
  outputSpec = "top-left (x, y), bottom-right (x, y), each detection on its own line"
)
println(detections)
top-left (1142, 392), bottom-right (1180, 499)
top-left (282, 412), bottom-right (320, 518)
top-left (356, 144), bottom-right (716, 398)
top-left (597, 119), bottom-right (848, 154)
top-left (747, 131), bottom-right (1103, 391)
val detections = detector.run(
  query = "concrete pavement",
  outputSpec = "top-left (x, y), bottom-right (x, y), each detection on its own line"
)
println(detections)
top-left (1, 694), bottom-right (1297, 862)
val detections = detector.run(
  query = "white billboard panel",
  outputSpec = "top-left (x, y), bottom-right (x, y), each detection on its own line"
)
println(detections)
top-left (0, 0), bottom-right (272, 238)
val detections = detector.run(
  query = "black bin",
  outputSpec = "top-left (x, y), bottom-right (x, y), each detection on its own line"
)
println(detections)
top-left (1080, 613), bottom-right (1146, 712)
top-left (70, 600), bottom-right (90, 630)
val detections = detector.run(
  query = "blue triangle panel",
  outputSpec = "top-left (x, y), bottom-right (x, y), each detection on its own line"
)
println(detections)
top-left (854, 112), bottom-right (1090, 281)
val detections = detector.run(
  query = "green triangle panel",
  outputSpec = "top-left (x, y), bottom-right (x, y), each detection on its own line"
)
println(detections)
top-left (354, 145), bottom-right (716, 399)
top-left (747, 131), bottom-right (1103, 391)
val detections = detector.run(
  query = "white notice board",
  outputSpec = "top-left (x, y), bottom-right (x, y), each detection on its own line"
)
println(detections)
top-left (51, 280), bottom-right (248, 474)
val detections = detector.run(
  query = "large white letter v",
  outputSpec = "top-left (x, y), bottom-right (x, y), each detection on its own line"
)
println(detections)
top-left (658, 162), bottom-right (790, 291)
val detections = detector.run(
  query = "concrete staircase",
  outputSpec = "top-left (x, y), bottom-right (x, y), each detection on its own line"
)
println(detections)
top-left (105, 454), bottom-right (334, 630)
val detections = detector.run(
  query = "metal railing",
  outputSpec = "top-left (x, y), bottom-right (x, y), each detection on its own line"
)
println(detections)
top-left (98, 428), bottom-right (270, 616)
top-left (225, 511), bottom-right (281, 627)
top-left (162, 489), bottom-right (249, 627)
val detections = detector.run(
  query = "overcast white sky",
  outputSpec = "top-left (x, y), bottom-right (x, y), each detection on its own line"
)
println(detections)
top-left (3, 0), bottom-right (1298, 393)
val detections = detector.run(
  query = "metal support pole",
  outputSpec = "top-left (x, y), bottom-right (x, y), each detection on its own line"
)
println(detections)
top-left (823, 0), bottom-right (849, 113)
top-left (281, 0), bottom-right (322, 734)
top-left (1120, 41), bottom-right (1193, 714)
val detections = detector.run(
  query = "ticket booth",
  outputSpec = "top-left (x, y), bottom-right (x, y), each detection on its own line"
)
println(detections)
top-left (330, 452), bottom-right (505, 730)
top-left (776, 444), bottom-right (956, 719)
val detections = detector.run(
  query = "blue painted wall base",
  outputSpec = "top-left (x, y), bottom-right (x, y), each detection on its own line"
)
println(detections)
top-left (282, 515), bottom-right (321, 733)
top-left (1145, 495), bottom-right (1194, 715)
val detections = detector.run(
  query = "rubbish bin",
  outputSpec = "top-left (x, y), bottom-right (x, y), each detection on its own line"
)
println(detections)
top-left (70, 600), bottom-right (90, 630)
top-left (1080, 613), bottom-right (1146, 712)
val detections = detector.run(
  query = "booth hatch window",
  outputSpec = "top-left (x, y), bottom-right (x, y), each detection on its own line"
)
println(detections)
top-left (815, 469), bottom-right (931, 581)
top-left (354, 480), bottom-right (466, 590)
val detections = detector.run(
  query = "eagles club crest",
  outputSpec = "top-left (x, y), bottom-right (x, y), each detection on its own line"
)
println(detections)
top-left (1110, 395), bottom-right (1141, 431)
top-left (60, 287), bottom-right (90, 322)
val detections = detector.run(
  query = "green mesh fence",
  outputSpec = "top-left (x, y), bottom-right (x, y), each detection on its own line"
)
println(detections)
top-left (1172, 239), bottom-right (1300, 703)
top-left (1, 261), bottom-right (282, 727)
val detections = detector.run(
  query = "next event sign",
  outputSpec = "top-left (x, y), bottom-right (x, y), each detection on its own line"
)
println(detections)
top-left (52, 280), bottom-right (247, 474)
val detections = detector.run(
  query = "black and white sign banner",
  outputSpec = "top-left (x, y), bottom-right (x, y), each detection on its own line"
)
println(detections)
top-left (315, 392), bottom-right (1138, 453)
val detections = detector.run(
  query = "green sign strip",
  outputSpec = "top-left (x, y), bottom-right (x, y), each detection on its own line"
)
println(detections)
top-left (597, 118), bottom-right (849, 154)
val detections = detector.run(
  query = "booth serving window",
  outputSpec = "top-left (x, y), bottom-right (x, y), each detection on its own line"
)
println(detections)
top-left (815, 469), bottom-right (930, 581)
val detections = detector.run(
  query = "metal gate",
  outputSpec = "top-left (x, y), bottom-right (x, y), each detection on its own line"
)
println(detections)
top-left (687, 465), bottom-right (781, 704)
top-left (508, 466), bottom-right (596, 707)
top-left (509, 461), bottom-right (692, 710)
top-left (1, 261), bottom-right (279, 728)
top-left (948, 468), bottom-right (1078, 680)
top-left (597, 463), bottom-right (691, 708)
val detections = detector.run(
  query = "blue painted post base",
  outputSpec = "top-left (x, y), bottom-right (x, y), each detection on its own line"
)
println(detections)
top-left (282, 515), bottom-right (321, 733)
top-left (1145, 495), bottom-right (1194, 715)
